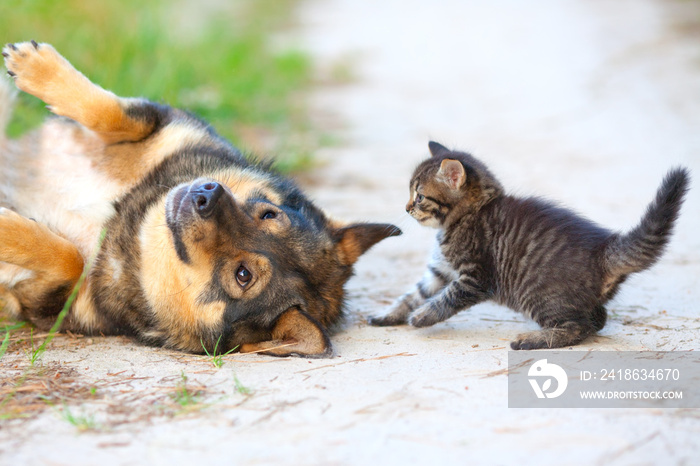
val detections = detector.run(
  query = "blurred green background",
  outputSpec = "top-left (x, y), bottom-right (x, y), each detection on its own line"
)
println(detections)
top-left (0, 0), bottom-right (315, 172)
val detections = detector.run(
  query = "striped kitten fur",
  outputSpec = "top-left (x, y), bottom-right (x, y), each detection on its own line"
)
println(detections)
top-left (370, 141), bottom-right (690, 349)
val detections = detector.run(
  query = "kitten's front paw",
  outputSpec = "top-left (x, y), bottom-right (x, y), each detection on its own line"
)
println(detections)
top-left (368, 314), bottom-right (404, 326)
top-left (408, 303), bottom-right (443, 328)
top-left (368, 301), bottom-right (412, 326)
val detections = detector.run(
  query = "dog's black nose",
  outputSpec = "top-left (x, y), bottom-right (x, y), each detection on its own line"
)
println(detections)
top-left (191, 181), bottom-right (224, 217)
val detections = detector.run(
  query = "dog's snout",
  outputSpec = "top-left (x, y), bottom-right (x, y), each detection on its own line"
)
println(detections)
top-left (191, 181), bottom-right (224, 217)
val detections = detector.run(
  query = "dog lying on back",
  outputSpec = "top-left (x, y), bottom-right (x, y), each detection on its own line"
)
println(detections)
top-left (0, 41), bottom-right (400, 357)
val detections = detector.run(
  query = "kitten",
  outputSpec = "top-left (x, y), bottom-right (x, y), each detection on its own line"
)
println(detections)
top-left (370, 141), bottom-right (690, 349)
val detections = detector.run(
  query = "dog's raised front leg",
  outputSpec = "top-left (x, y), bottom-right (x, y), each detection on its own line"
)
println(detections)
top-left (3, 41), bottom-right (158, 145)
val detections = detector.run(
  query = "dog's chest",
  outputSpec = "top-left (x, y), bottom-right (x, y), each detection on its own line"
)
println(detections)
top-left (13, 123), bottom-right (126, 257)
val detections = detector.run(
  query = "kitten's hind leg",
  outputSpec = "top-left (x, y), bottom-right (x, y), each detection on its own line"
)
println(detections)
top-left (510, 305), bottom-right (606, 350)
top-left (510, 324), bottom-right (589, 350)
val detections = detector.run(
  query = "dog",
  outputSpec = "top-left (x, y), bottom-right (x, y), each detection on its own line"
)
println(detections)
top-left (0, 41), bottom-right (400, 357)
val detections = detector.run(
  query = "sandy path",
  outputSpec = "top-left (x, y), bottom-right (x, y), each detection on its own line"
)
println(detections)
top-left (2, 0), bottom-right (699, 464)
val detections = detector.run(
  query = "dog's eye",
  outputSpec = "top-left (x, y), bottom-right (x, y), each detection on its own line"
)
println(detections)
top-left (236, 266), bottom-right (252, 287)
top-left (261, 210), bottom-right (277, 220)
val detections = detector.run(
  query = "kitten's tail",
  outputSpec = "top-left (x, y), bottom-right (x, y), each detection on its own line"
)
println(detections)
top-left (604, 168), bottom-right (690, 277)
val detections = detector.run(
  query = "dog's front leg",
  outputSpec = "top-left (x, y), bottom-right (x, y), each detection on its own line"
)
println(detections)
top-left (3, 41), bottom-right (159, 145)
top-left (0, 207), bottom-right (84, 328)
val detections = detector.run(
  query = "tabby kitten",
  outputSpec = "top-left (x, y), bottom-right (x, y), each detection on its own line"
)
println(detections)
top-left (370, 141), bottom-right (689, 349)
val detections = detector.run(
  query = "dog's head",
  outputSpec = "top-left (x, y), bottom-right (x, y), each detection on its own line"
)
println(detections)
top-left (134, 167), bottom-right (400, 356)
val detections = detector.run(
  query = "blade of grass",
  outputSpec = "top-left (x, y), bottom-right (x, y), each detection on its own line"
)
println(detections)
top-left (0, 330), bottom-right (11, 360)
top-left (201, 335), bottom-right (239, 368)
top-left (234, 374), bottom-right (253, 396)
top-left (0, 322), bottom-right (24, 361)
top-left (59, 404), bottom-right (98, 432)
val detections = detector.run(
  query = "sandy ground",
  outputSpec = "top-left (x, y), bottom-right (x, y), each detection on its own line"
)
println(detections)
top-left (2, 0), bottom-right (700, 464)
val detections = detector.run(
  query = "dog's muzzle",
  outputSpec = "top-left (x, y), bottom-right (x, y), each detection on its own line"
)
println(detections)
top-left (191, 181), bottom-right (224, 218)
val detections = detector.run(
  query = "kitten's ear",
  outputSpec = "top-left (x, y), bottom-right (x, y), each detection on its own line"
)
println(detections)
top-left (428, 141), bottom-right (450, 158)
top-left (438, 159), bottom-right (466, 190)
top-left (333, 223), bottom-right (402, 265)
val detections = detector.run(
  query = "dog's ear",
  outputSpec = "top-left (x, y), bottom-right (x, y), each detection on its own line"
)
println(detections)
top-left (333, 223), bottom-right (402, 266)
top-left (239, 308), bottom-right (333, 358)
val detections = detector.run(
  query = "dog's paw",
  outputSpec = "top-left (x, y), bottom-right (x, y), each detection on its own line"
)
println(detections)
top-left (0, 208), bottom-right (44, 263)
top-left (0, 206), bottom-right (26, 233)
top-left (0, 207), bottom-right (25, 244)
top-left (3, 41), bottom-right (69, 104)
top-left (0, 284), bottom-right (22, 318)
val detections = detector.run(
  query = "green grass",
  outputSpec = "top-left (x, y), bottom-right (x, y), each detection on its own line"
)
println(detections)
top-left (0, 321), bottom-right (25, 361)
top-left (25, 329), bottom-right (39, 366)
top-left (171, 372), bottom-right (202, 409)
top-left (201, 336), bottom-right (238, 368)
top-left (0, 331), bottom-right (9, 360)
top-left (234, 373), bottom-right (253, 396)
top-left (60, 405), bottom-right (99, 432)
top-left (0, 0), bottom-right (315, 171)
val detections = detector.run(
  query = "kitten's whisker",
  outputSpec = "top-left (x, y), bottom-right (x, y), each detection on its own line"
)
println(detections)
top-left (392, 213), bottom-right (417, 231)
